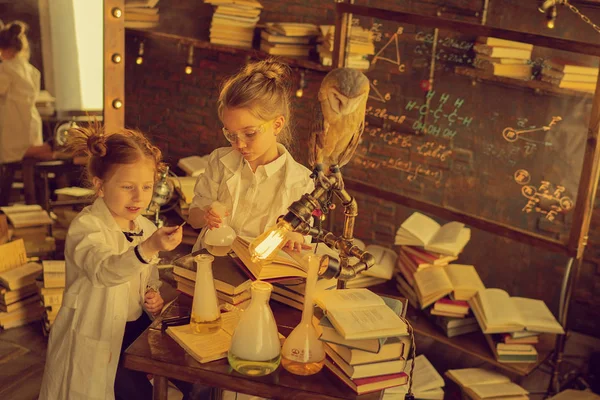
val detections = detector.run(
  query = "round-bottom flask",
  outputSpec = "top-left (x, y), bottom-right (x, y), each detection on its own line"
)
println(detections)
top-left (204, 201), bottom-right (236, 256)
top-left (228, 281), bottom-right (281, 376)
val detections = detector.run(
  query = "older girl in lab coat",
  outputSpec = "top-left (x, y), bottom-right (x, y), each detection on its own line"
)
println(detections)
top-left (189, 59), bottom-right (314, 251)
top-left (39, 126), bottom-right (183, 400)
top-left (0, 21), bottom-right (52, 205)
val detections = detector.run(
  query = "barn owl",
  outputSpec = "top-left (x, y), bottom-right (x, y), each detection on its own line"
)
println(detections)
top-left (309, 68), bottom-right (370, 190)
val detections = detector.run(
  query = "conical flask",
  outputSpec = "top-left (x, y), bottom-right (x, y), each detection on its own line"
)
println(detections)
top-left (281, 254), bottom-right (326, 375)
top-left (228, 281), bottom-right (281, 376)
top-left (191, 254), bottom-right (221, 334)
top-left (204, 201), bottom-right (237, 256)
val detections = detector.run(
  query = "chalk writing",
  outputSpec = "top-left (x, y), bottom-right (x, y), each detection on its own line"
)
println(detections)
top-left (413, 44), bottom-right (473, 66)
top-left (415, 31), bottom-right (474, 51)
top-left (372, 27), bottom-right (406, 72)
top-left (515, 174), bottom-right (574, 221)
top-left (482, 143), bottom-right (520, 166)
top-left (502, 116), bottom-right (561, 150)
top-left (353, 154), bottom-right (444, 187)
top-left (369, 79), bottom-right (392, 104)
top-left (404, 91), bottom-right (473, 138)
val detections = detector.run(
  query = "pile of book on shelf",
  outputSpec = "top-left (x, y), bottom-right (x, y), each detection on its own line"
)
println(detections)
top-left (383, 354), bottom-right (445, 400)
top-left (0, 239), bottom-right (45, 330)
top-left (445, 367), bottom-right (529, 400)
top-left (125, 0), bottom-right (160, 29)
top-left (469, 288), bottom-right (564, 363)
top-left (314, 289), bottom-right (411, 395)
top-left (472, 36), bottom-right (533, 80)
top-left (51, 187), bottom-right (94, 241)
top-left (540, 58), bottom-right (599, 93)
top-left (172, 251), bottom-right (253, 310)
top-left (206, 0), bottom-right (263, 48)
top-left (317, 25), bottom-right (374, 70)
top-left (260, 23), bottom-right (319, 58)
top-left (1, 204), bottom-right (55, 258)
top-left (37, 260), bottom-right (66, 334)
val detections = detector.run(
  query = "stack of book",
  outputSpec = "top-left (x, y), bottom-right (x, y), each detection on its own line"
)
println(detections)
top-left (540, 58), bottom-right (599, 93)
top-left (260, 23), bottom-right (319, 58)
top-left (314, 289), bottom-right (410, 395)
top-left (0, 214), bottom-right (8, 244)
top-left (431, 297), bottom-right (470, 318)
top-left (172, 176), bottom-right (196, 221)
top-left (317, 25), bottom-right (374, 70)
top-left (206, 0), bottom-right (263, 48)
top-left (469, 288), bottom-right (564, 363)
top-left (383, 354), bottom-right (445, 399)
top-left (172, 251), bottom-right (252, 309)
top-left (433, 314), bottom-right (479, 338)
top-left (177, 155), bottom-right (209, 177)
top-left (1, 204), bottom-right (55, 258)
top-left (0, 240), bottom-right (44, 330)
top-left (472, 36), bottom-right (533, 80)
top-left (125, 0), bottom-right (160, 29)
top-left (52, 187), bottom-right (94, 240)
top-left (445, 367), bottom-right (529, 400)
top-left (38, 260), bottom-right (66, 333)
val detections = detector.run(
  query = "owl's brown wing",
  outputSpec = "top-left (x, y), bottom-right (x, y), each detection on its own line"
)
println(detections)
top-left (308, 102), bottom-right (325, 168)
top-left (338, 118), bottom-right (365, 167)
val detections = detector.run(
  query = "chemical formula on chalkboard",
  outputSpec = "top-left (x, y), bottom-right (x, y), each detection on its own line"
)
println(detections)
top-left (514, 170), bottom-right (574, 222)
top-left (405, 91), bottom-right (474, 138)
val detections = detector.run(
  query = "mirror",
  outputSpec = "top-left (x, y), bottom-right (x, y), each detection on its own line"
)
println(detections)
top-left (1, 0), bottom-right (104, 135)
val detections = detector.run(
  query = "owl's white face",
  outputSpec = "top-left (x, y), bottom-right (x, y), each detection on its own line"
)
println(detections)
top-left (327, 89), bottom-right (366, 115)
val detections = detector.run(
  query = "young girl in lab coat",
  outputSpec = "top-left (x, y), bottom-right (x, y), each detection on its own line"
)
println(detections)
top-left (39, 125), bottom-right (184, 400)
top-left (189, 59), bottom-right (314, 251)
top-left (0, 21), bottom-right (53, 205)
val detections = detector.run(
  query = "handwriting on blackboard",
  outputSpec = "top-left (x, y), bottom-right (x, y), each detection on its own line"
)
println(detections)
top-left (405, 91), bottom-right (473, 138)
top-left (514, 171), bottom-right (574, 221)
top-left (372, 27), bottom-right (406, 72)
top-left (502, 116), bottom-right (561, 152)
top-left (353, 154), bottom-right (445, 186)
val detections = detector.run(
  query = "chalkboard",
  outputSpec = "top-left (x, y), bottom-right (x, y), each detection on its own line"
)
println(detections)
top-left (339, 14), bottom-right (598, 245)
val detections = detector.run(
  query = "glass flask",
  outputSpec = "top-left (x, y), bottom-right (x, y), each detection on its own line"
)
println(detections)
top-left (281, 254), bottom-right (326, 375)
top-left (191, 254), bottom-right (222, 334)
top-left (204, 201), bottom-right (237, 256)
top-left (228, 281), bottom-right (281, 376)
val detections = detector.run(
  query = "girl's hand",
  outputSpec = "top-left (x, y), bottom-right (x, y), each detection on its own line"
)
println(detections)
top-left (144, 290), bottom-right (164, 316)
top-left (283, 232), bottom-right (311, 252)
top-left (204, 206), bottom-right (229, 230)
top-left (140, 225), bottom-right (183, 258)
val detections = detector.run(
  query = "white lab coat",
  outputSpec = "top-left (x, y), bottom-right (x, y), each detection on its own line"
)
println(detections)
top-left (0, 55), bottom-right (42, 164)
top-left (39, 198), bottom-right (160, 400)
top-left (191, 144), bottom-right (314, 251)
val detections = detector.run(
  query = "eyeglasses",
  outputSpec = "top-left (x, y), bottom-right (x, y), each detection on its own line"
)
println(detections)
top-left (222, 119), bottom-right (275, 144)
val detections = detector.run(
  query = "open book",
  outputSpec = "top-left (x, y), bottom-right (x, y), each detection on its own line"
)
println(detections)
top-left (414, 264), bottom-right (485, 309)
top-left (232, 236), bottom-right (340, 281)
top-left (0, 239), bottom-right (27, 273)
top-left (445, 368), bottom-right (529, 400)
top-left (469, 289), bottom-right (565, 334)
top-left (166, 311), bottom-right (241, 364)
top-left (395, 212), bottom-right (471, 256)
top-left (314, 289), bottom-right (408, 340)
top-left (1, 204), bottom-right (53, 228)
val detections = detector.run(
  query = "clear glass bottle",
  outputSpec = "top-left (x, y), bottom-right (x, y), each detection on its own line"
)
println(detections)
top-left (228, 281), bottom-right (281, 376)
top-left (190, 254), bottom-right (221, 334)
top-left (281, 254), bottom-right (326, 375)
top-left (204, 201), bottom-right (237, 256)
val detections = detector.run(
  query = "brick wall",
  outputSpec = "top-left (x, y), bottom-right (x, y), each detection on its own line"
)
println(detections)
top-left (124, 0), bottom-right (600, 337)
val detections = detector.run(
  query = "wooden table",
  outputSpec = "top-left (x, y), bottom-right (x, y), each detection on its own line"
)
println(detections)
top-left (122, 299), bottom-right (383, 400)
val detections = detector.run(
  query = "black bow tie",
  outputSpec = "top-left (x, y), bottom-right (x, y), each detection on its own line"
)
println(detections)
top-left (123, 230), bottom-right (144, 242)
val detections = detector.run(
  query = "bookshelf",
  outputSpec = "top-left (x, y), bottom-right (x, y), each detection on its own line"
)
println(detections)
top-left (126, 28), bottom-right (332, 73)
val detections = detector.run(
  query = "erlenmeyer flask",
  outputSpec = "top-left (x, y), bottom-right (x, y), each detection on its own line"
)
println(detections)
top-left (228, 281), bottom-right (281, 376)
top-left (281, 254), bottom-right (325, 375)
top-left (205, 201), bottom-right (236, 256)
top-left (190, 254), bottom-right (221, 334)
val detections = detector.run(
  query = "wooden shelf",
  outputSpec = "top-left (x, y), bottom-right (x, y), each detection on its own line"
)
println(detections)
top-left (126, 28), bottom-right (332, 73)
top-left (454, 66), bottom-right (594, 98)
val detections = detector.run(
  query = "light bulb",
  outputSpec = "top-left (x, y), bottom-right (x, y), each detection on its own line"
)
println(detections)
top-left (249, 220), bottom-right (293, 263)
top-left (295, 88), bottom-right (303, 98)
top-left (136, 56), bottom-right (143, 65)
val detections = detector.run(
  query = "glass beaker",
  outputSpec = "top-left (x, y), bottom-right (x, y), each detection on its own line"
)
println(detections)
top-left (228, 281), bottom-right (281, 376)
top-left (204, 201), bottom-right (237, 256)
top-left (190, 254), bottom-right (221, 334)
top-left (281, 254), bottom-right (326, 375)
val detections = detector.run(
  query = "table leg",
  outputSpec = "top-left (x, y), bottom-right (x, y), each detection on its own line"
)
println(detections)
top-left (153, 375), bottom-right (168, 400)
